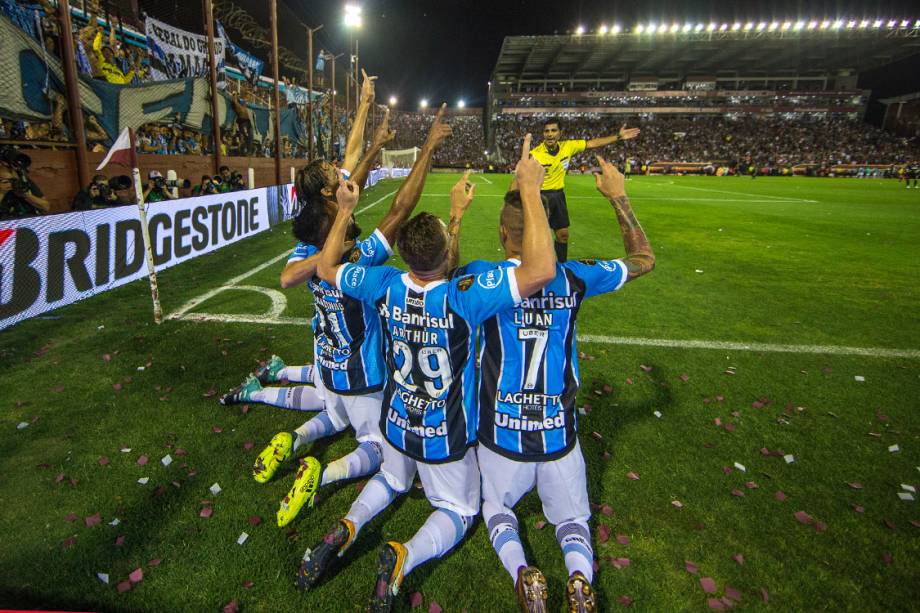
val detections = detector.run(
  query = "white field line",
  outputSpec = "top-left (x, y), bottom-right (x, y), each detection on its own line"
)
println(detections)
top-left (666, 181), bottom-right (818, 203)
top-left (169, 189), bottom-right (396, 321)
top-left (473, 174), bottom-right (493, 184)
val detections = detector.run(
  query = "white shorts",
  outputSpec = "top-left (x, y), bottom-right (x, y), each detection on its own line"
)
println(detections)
top-left (380, 443), bottom-right (481, 517)
top-left (313, 375), bottom-right (383, 445)
top-left (478, 442), bottom-right (590, 525)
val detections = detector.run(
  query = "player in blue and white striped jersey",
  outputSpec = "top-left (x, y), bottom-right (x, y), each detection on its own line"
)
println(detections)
top-left (249, 78), bottom-right (453, 528)
top-left (299, 136), bottom-right (556, 613)
top-left (463, 155), bottom-right (655, 613)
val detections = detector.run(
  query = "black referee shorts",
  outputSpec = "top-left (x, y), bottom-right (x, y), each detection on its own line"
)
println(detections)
top-left (542, 189), bottom-right (570, 230)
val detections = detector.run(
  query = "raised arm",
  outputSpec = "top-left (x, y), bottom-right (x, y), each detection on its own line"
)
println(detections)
top-left (513, 134), bottom-right (556, 296)
top-left (594, 155), bottom-right (655, 280)
top-left (585, 123), bottom-right (641, 150)
top-left (351, 106), bottom-right (395, 190)
top-left (317, 177), bottom-right (360, 286)
top-left (446, 170), bottom-right (475, 272)
top-left (341, 70), bottom-right (376, 174)
top-left (279, 240), bottom-right (354, 288)
top-left (375, 103), bottom-right (452, 244)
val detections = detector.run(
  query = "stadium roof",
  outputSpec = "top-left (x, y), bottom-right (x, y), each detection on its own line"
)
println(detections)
top-left (491, 29), bottom-right (920, 85)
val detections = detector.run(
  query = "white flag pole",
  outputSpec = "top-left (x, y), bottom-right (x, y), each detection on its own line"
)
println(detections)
top-left (128, 130), bottom-right (163, 324)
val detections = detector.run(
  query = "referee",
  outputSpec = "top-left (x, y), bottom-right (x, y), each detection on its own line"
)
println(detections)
top-left (530, 118), bottom-right (640, 262)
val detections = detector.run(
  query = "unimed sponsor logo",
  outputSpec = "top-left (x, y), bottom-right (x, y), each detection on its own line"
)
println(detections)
top-left (1, 193), bottom-right (268, 328)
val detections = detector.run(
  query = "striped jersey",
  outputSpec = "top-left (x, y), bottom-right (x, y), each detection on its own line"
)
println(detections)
top-left (287, 229), bottom-right (392, 395)
top-left (336, 262), bottom-right (522, 463)
top-left (460, 257), bottom-right (628, 461)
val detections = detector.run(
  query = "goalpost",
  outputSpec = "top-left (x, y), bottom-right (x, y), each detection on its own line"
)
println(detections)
top-left (381, 147), bottom-right (419, 170)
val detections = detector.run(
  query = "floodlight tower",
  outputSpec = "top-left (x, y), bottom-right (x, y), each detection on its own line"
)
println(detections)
top-left (344, 4), bottom-right (362, 124)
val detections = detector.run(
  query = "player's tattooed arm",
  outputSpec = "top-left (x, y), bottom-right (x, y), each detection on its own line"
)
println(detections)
top-left (317, 176), bottom-right (361, 286)
top-left (593, 155), bottom-right (655, 281)
top-left (446, 170), bottom-right (476, 271)
top-left (342, 69), bottom-right (377, 174)
top-left (351, 107), bottom-right (396, 190)
top-left (514, 134), bottom-right (557, 296)
top-left (376, 103), bottom-right (452, 244)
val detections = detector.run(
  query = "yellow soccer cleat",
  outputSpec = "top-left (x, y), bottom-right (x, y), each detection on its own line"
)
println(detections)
top-left (566, 571), bottom-right (596, 613)
top-left (252, 432), bottom-right (293, 484)
top-left (367, 541), bottom-right (408, 612)
top-left (277, 456), bottom-right (321, 527)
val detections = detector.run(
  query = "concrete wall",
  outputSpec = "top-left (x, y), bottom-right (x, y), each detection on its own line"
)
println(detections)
top-left (25, 150), bottom-right (302, 213)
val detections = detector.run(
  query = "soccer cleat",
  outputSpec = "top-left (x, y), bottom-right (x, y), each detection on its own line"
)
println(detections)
top-left (253, 354), bottom-right (287, 384)
top-left (516, 566), bottom-right (548, 613)
top-left (277, 457), bottom-right (322, 527)
top-left (367, 541), bottom-right (408, 613)
top-left (252, 432), bottom-right (293, 483)
top-left (566, 572), bottom-right (596, 613)
top-left (296, 518), bottom-right (357, 591)
top-left (219, 375), bottom-right (261, 406)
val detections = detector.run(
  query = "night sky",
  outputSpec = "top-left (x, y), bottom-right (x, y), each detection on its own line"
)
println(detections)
top-left (237, 0), bottom-right (920, 111)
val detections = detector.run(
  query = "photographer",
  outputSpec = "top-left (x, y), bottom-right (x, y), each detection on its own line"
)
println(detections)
top-left (191, 174), bottom-right (222, 197)
top-left (217, 165), bottom-right (234, 193)
top-left (143, 170), bottom-right (177, 203)
top-left (0, 148), bottom-right (50, 220)
top-left (72, 174), bottom-right (117, 210)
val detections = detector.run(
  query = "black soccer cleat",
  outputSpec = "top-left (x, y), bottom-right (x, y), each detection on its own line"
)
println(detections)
top-left (367, 541), bottom-right (407, 613)
top-left (296, 519), bottom-right (356, 591)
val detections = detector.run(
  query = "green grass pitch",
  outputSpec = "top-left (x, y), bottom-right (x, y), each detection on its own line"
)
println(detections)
top-left (1, 173), bottom-right (918, 612)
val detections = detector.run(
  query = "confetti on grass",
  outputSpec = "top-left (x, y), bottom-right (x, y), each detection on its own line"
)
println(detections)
top-left (129, 568), bottom-right (143, 583)
top-left (700, 577), bottom-right (717, 593)
top-left (410, 592), bottom-right (423, 608)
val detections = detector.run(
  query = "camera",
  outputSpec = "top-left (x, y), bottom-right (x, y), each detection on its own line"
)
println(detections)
top-left (0, 145), bottom-right (31, 170)
top-left (230, 171), bottom-right (245, 189)
top-left (96, 182), bottom-right (112, 199)
top-left (108, 175), bottom-right (133, 191)
top-left (153, 176), bottom-right (166, 189)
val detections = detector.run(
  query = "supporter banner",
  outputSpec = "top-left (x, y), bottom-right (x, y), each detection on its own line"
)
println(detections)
top-left (0, 187), bottom-right (273, 330)
top-left (144, 16), bottom-right (225, 80)
top-left (216, 20), bottom-right (263, 85)
top-left (0, 14), bottom-right (308, 146)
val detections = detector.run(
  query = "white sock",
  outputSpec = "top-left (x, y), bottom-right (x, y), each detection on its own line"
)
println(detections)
top-left (321, 441), bottom-right (382, 486)
top-left (249, 385), bottom-right (324, 412)
top-left (345, 472), bottom-right (400, 534)
top-left (555, 521), bottom-right (593, 583)
top-left (293, 411), bottom-right (341, 452)
top-left (280, 364), bottom-right (314, 383)
top-left (402, 509), bottom-right (473, 577)
top-left (484, 502), bottom-right (527, 583)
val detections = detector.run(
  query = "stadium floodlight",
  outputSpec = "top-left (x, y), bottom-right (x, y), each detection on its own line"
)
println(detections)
top-left (859, 19), bottom-right (869, 28)
top-left (794, 21), bottom-right (804, 31)
top-left (757, 22), bottom-right (767, 31)
top-left (598, 24), bottom-right (608, 35)
top-left (670, 23), bottom-right (679, 33)
top-left (731, 22), bottom-right (741, 31)
top-left (695, 23), bottom-right (705, 32)
top-left (657, 23), bottom-right (668, 33)
top-left (419, 98), bottom-right (428, 109)
top-left (707, 23), bottom-right (717, 31)
top-left (635, 24), bottom-right (645, 34)
top-left (457, 99), bottom-right (465, 108)
top-left (388, 95), bottom-right (397, 106)
top-left (887, 20), bottom-right (897, 28)
top-left (743, 22), bottom-right (753, 31)
top-left (681, 23), bottom-right (691, 32)
top-left (833, 19), bottom-right (844, 29)
top-left (873, 19), bottom-right (882, 27)
top-left (847, 20), bottom-right (857, 28)
top-left (719, 23), bottom-right (728, 31)
top-left (807, 20), bottom-right (818, 29)
top-left (611, 24), bottom-right (622, 34)
top-left (900, 19), bottom-right (910, 28)
top-left (768, 22), bottom-right (778, 31)
top-left (820, 20), bottom-right (830, 29)
top-left (343, 4), bottom-right (363, 28)
top-left (575, 25), bottom-right (585, 35)
top-left (915, 19), bottom-right (920, 28)
top-left (781, 21), bottom-right (791, 30)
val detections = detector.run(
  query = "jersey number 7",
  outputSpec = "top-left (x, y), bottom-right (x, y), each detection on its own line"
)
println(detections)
top-left (519, 328), bottom-right (549, 390)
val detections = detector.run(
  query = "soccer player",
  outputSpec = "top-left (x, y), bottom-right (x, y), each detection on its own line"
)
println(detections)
top-left (219, 356), bottom-right (324, 412)
top-left (300, 135), bottom-right (556, 612)
top-left (245, 80), bottom-right (451, 529)
top-left (531, 118), bottom-right (640, 263)
top-left (461, 154), bottom-right (654, 612)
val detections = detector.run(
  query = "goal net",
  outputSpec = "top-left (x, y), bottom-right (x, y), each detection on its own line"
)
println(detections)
top-left (381, 147), bottom-right (419, 169)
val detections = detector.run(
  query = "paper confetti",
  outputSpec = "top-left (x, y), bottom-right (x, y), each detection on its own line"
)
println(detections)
top-left (854, 375), bottom-right (865, 382)
top-left (784, 454), bottom-right (795, 464)
top-left (161, 455), bottom-right (172, 467)
top-left (734, 462), bottom-right (746, 472)
top-left (902, 484), bottom-right (916, 493)
top-left (16, 422), bottom-right (29, 430)
top-left (209, 483), bottom-right (222, 495)
top-left (237, 532), bottom-right (249, 545)
top-left (700, 577), bottom-right (717, 593)
top-left (128, 568), bottom-right (144, 584)
top-left (889, 445), bottom-right (900, 453)
top-left (897, 492), bottom-right (914, 501)
top-left (96, 572), bottom-right (109, 584)
top-left (653, 411), bottom-right (662, 419)
top-left (137, 477), bottom-right (149, 485)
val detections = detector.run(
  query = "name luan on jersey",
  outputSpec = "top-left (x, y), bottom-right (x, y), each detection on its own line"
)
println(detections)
top-left (460, 257), bottom-right (628, 461)
top-left (336, 263), bottom-right (522, 463)
top-left (286, 229), bottom-right (392, 395)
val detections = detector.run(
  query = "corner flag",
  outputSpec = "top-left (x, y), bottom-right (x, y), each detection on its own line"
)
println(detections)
top-left (96, 127), bottom-right (137, 170)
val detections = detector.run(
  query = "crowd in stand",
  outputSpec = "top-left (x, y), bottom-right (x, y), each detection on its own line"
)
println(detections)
top-left (390, 111), bottom-right (487, 167)
top-left (493, 113), bottom-right (920, 172)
